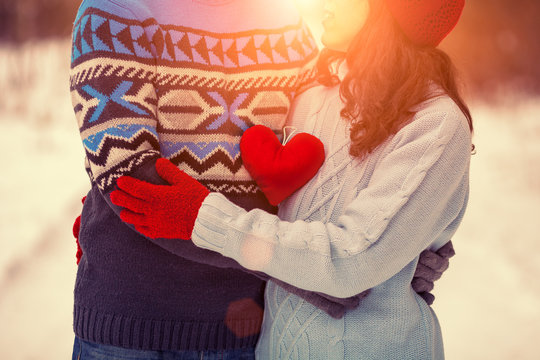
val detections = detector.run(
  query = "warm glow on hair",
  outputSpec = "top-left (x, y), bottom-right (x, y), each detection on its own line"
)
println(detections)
top-left (317, 0), bottom-right (473, 159)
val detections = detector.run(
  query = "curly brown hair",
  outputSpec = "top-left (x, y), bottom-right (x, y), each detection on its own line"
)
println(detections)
top-left (317, 0), bottom-right (473, 159)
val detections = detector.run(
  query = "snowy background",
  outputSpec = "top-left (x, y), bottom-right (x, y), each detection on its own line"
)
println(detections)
top-left (1, 18), bottom-right (539, 360)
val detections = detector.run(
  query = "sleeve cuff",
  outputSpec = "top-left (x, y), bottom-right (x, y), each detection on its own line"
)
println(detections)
top-left (191, 192), bottom-right (244, 255)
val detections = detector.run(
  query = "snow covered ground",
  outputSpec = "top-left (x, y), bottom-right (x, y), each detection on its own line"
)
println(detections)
top-left (0, 40), bottom-right (539, 360)
top-left (0, 40), bottom-right (88, 360)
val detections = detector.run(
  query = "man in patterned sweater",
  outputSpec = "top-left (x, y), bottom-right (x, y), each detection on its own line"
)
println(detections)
top-left (70, 0), bottom-right (454, 358)
top-left (70, 0), bottom-right (318, 357)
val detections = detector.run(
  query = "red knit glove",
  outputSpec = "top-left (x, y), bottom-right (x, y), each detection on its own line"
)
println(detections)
top-left (110, 158), bottom-right (210, 240)
top-left (72, 196), bottom-right (86, 265)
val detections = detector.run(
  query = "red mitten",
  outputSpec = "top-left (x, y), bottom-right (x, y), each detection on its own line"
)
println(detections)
top-left (240, 125), bottom-right (325, 206)
top-left (72, 196), bottom-right (86, 265)
top-left (110, 158), bottom-right (210, 239)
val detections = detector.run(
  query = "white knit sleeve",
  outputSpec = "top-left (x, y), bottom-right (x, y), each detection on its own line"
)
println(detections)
top-left (192, 102), bottom-right (471, 298)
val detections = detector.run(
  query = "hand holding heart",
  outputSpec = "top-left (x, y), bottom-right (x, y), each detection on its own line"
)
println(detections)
top-left (240, 125), bottom-right (325, 205)
top-left (111, 125), bottom-right (325, 239)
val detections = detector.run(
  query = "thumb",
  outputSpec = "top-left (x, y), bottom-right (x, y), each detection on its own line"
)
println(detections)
top-left (155, 158), bottom-right (186, 185)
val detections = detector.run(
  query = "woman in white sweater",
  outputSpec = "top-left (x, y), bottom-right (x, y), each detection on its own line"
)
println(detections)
top-left (112, 0), bottom-right (473, 358)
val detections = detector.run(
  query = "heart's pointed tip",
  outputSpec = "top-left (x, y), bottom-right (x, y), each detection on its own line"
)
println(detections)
top-left (268, 198), bottom-right (282, 206)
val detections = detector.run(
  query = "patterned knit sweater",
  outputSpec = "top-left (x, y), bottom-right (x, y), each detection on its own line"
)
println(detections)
top-left (70, 0), bottom-right (317, 351)
top-left (191, 83), bottom-right (472, 359)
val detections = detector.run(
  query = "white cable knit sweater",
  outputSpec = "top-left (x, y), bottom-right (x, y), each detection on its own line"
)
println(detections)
top-left (192, 82), bottom-right (471, 359)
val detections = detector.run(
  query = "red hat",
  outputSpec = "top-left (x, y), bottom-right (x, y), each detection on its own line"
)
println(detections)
top-left (385, 0), bottom-right (465, 47)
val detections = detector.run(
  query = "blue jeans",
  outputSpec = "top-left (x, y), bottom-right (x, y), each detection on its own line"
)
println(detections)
top-left (72, 337), bottom-right (256, 360)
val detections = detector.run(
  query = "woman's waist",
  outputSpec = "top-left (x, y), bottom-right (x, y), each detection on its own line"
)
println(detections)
top-left (263, 279), bottom-right (439, 350)
top-left (264, 265), bottom-right (427, 319)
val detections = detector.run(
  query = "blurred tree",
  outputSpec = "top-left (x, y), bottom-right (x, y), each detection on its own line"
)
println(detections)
top-left (442, 0), bottom-right (540, 97)
top-left (0, 0), bottom-right (79, 42)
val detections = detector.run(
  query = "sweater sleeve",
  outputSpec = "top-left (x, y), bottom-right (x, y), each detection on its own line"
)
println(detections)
top-left (71, 0), bottom-right (316, 276)
top-left (70, 1), bottom-right (234, 270)
top-left (192, 102), bottom-right (472, 298)
top-left (71, 0), bottom-right (165, 205)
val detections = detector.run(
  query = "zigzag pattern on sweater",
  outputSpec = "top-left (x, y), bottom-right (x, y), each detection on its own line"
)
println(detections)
top-left (83, 125), bottom-right (159, 166)
top-left (94, 150), bottom-right (161, 191)
top-left (70, 60), bottom-right (157, 89)
top-left (70, 57), bottom-right (316, 92)
top-left (72, 72), bottom-right (300, 191)
top-left (71, 8), bottom-right (317, 70)
top-left (72, 69), bottom-right (303, 189)
top-left (71, 62), bottom-right (316, 95)
top-left (71, 6), bottom-right (318, 196)
top-left (200, 180), bottom-right (260, 196)
top-left (168, 147), bottom-right (243, 174)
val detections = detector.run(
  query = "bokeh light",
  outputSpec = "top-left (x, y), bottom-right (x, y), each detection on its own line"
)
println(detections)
top-left (240, 235), bottom-right (274, 271)
top-left (225, 298), bottom-right (264, 338)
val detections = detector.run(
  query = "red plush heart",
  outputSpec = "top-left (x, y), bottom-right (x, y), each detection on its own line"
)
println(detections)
top-left (240, 125), bottom-right (325, 206)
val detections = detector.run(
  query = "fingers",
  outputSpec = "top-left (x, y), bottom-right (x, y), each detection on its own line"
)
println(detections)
top-left (413, 241), bottom-right (455, 307)
top-left (117, 176), bottom-right (156, 199)
top-left (119, 209), bottom-right (147, 226)
top-left (418, 249), bottom-right (449, 272)
top-left (110, 190), bottom-right (149, 214)
top-left (418, 292), bottom-right (435, 305)
top-left (324, 303), bottom-right (346, 319)
top-left (135, 225), bottom-right (157, 239)
top-left (414, 263), bottom-right (443, 281)
top-left (411, 277), bottom-right (434, 293)
top-left (356, 288), bottom-right (371, 301)
top-left (337, 295), bottom-right (361, 309)
top-left (437, 240), bottom-right (456, 258)
top-left (155, 158), bottom-right (186, 185)
top-left (318, 292), bottom-right (361, 309)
